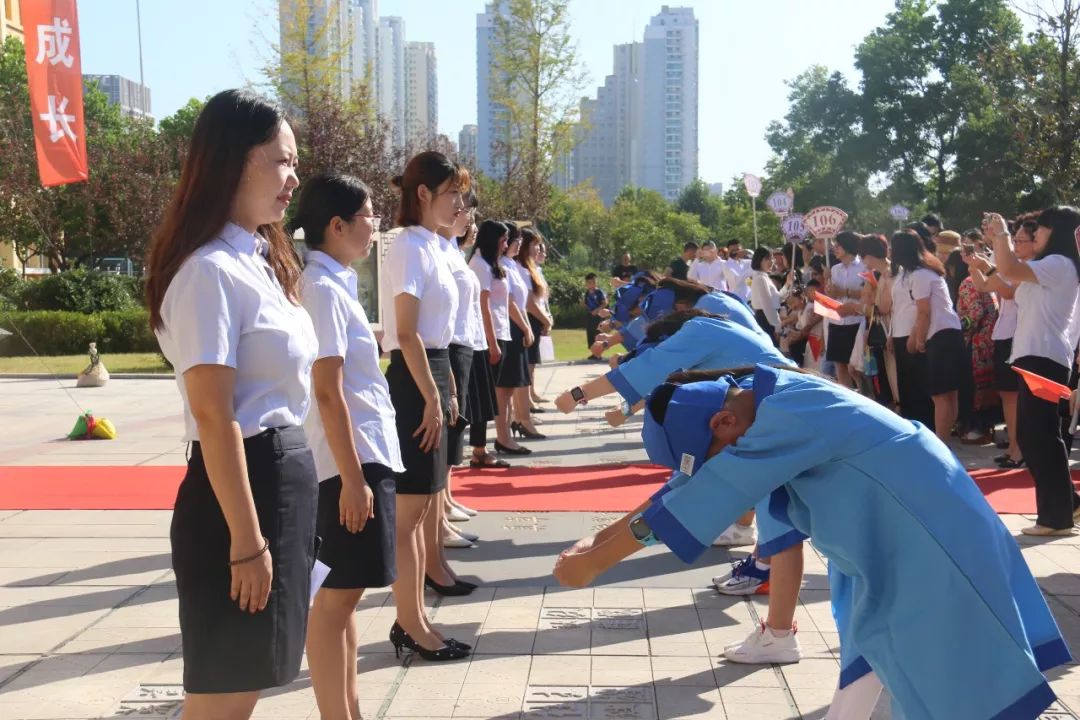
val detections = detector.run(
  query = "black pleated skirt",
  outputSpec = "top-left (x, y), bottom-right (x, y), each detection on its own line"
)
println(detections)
top-left (386, 348), bottom-right (450, 494)
top-left (172, 426), bottom-right (317, 693)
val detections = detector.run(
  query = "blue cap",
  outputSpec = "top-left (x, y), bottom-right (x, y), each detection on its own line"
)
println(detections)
top-left (641, 288), bottom-right (676, 321)
top-left (643, 376), bottom-right (738, 476)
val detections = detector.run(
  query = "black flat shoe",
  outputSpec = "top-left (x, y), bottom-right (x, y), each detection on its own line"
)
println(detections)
top-left (530, 405), bottom-right (548, 413)
top-left (993, 453), bottom-right (1010, 463)
top-left (998, 457), bottom-right (1026, 469)
top-left (425, 574), bottom-right (476, 597)
top-left (494, 441), bottom-right (532, 455)
top-left (390, 622), bottom-right (470, 661)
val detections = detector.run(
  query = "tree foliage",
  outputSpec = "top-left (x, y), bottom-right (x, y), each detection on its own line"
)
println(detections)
top-left (0, 37), bottom-right (177, 272)
top-left (488, 0), bottom-right (588, 220)
top-left (764, 0), bottom-right (1080, 230)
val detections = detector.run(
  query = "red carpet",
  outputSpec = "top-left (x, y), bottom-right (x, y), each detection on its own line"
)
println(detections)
top-left (1, 464), bottom-right (1078, 513)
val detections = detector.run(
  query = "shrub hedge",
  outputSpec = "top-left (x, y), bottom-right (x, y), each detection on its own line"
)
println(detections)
top-left (0, 310), bottom-right (159, 356)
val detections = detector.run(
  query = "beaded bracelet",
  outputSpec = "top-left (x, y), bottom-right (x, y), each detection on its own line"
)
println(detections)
top-left (228, 537), bottom-right (269, 567)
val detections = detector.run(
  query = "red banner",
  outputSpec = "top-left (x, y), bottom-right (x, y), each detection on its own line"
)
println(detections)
top-left (20, 0), bottom-right (88, 187)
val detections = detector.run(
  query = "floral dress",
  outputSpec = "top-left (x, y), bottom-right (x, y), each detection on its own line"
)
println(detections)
top-left (957, 276), bottom-right (998, 409)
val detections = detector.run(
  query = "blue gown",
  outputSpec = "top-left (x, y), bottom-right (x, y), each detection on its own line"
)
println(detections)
top-left (606, 316), bottom-right (804, 557)
top-left (693, 291), bottom-right (765, 337)
top-left (642, 364), bottom-right (1071, 720)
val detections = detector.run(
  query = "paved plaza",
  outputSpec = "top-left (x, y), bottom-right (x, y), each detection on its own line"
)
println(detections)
top-left (1, 362), bottom-right (1080, 719)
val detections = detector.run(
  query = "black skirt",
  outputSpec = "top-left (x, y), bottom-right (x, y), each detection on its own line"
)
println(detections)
top-left (446, 344), bottom-right (475, 466)
top-left (386, 348), bottom-right (450, 495)
top-left (926, 328), bottom-right (965, 396)
top-left (171, 426), bottom-right (317, 693)
top-left (467, 348), bottom-right (498, 425)
top-left (496, 324), bottom-right (530, 388)
top-left (316, 464), bottom-right (397, 589)
top-left (753, 309), bottom-right (778, 346)
top-left (527, 314), bottom-right (544, 365)
top-left (826, 322), bottom-right (861, 363)
top-left (993, 338), bottom-right (1018, 392)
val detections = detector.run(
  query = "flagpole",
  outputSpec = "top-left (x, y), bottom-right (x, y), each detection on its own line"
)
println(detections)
top-left (752, 196), bottom-right (759, 249)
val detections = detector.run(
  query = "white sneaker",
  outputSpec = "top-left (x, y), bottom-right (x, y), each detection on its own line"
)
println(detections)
top-left (445, 505), bottom-right (471, 522)
top-left (724, 622), bottom-right (800, 664)
top-left (712, 523), bottom-right (756, 547)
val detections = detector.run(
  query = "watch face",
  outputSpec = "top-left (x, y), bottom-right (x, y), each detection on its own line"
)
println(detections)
top-left (571, 387), bottom-right (585, 402)
top-left (630, 517), bottom-right (651, 541)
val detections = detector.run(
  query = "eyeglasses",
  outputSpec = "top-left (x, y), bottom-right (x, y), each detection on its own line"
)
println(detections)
top-left (354, 212), bottom-right (381, 231)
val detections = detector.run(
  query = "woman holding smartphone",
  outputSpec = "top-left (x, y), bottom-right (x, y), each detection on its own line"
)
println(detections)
top-left (294, 173), bottom-right (403, 718)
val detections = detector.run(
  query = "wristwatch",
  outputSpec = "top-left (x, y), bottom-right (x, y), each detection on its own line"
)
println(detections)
top-left (570, 386), bottom-right (587, 405)
top-left (629, 513), bottom-right (659, 546)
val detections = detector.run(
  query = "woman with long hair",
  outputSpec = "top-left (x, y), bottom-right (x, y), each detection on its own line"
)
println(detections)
top-left (498, 223), bottom-right (545, 444)
top-left (889, 231), bottom-right (938, 430)
top-left (379, 151), bottom-right (471, 659)
top-left (469, 220), bottom-right (527, 459)
top-left (516, 228), bottom-right (555, 411)
top-left (292, 173), bottom-right (402, 719)
top-left (892, 230), bottom-right (965, 442)
top-left (145, 89), bottom-right (317, 719)
top-left (987, 207), bottom-right (1080, 536)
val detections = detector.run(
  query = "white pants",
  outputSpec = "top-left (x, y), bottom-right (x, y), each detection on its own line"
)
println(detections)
top-left (825, 672), bottom-right (884, 720)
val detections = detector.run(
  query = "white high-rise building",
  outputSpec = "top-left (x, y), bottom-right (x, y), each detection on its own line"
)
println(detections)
top-left (573, 6), bottom-right (698, 204)
top-left (404, 41), bottom-right (438, 149)
top-left (458, 125), bottom-right (478, 168)
top-left (475, 1), bottom-right (510, 177)
top-left (351, 0), bottom-right (379, 96)
top-left (378, 16), bottom-right (406, 147)
top-left (279, 0), bottom-right (355, 103)
top-left (640, 6), bottom-right (698, 200)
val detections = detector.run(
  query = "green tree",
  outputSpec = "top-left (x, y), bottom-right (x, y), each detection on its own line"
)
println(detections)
top-left (488, 0), bottom-right (588, 219)
top-left (675, 179), bottom-right (723, 233)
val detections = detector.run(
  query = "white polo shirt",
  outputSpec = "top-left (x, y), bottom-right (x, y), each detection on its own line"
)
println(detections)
top-left (470, 254), bottom-right (511, 342)
top-left (156, 223), bottom-right (317, 442)
top-left (722, 259), bottom-right (753, 300)
top-left (1011, 254), bottom-right (1080, 368)
top-left (688, 258), bottom-right (727, 292)
top-left (829, 259), bottom-right (868, 327)
top-left (909, 267), bottom-right (962, 339)
top-left (301, 251), bottom-right (404, 481)
top-left (380, 226), bottom-right (459, 352)
top-left (439, 236), bottom-right (486, 350)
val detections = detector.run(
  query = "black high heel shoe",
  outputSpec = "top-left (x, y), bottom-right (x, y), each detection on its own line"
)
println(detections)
top-left (511, 421), bottom-right (547, 440)
top-left (494, 440), bottom-right (532, 455)
top-left (389, 622), bottom-right (471, 661)
top-left (425, 574), bottom-right (476, 597)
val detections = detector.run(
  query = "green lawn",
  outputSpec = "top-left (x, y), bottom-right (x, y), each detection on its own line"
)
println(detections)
top-left (0, 328), bottom-right (611, 376)
top-left (0, 353), bottom-right (171, 375)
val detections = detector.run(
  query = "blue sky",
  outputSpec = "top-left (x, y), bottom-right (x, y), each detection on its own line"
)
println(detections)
top-left (77, 0), bottom-right (899, 184)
